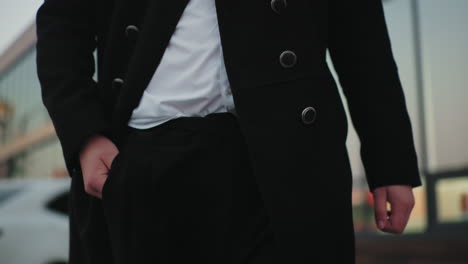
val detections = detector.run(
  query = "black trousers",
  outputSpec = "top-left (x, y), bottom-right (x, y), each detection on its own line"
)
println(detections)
top-left (69, 112), bottom-right (278, 264)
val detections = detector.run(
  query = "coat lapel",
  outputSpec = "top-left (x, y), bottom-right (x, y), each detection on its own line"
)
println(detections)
top-left (112, 0), bottom-right (190, 136)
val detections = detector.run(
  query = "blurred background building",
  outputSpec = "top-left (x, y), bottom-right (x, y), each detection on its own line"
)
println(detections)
top-left (0, 0), bottom-right (467, 263)
top-left (0, 24), bottom-right (66, 180)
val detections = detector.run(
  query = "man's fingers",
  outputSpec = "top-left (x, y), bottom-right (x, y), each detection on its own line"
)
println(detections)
top-left (83, 170), bottom-right (107, 199)
top-left (94, 174), bottom-right (107, 199)
top-left (102, 151), bottom-right (119, 170)
top-left (79, 136), bottom-right (120, 199)
top-left (84, 182), bottom-right (101, 199)
top-left (372, 185), bottom-right (416, 234)
top-left (383, 201), bottom-right (412, 234)
top-left (373, 187), bottom-right (389, 230)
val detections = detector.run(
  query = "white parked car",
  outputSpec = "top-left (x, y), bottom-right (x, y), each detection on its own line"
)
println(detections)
top-left (0, 178), bottom-right (70, 264)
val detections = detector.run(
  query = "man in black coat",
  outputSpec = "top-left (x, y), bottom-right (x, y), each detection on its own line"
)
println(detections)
top-left (36, 0), bottom-right (423, 263)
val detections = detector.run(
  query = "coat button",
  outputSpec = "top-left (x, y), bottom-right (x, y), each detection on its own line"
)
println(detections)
top-left (279, 50), bottom-right (297, 68)
top-left (301, 106), bottom-right (317, 125)
top-left (125, 25), bottom-right (139, 39)
top-left (271, 0), bottom-right (287, 14)
top-left (112, 78), bottom-right (124, 89)
top-left (71, 167), bottom-right (81, 177)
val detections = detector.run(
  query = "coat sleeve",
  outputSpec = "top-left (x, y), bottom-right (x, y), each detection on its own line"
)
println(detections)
top-left (36, 0), bottom-right (111, 177)
top-left (327, 0), bottom-right (423, 192)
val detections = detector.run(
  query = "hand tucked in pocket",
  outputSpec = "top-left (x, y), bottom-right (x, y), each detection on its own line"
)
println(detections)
top-left (78, 134), bottom-right (119, 199)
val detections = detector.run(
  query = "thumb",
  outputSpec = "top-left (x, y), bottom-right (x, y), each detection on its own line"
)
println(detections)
top-left (373, 187), bottom-right (388, 230)
top-left (102, 151), bottom-right (119, 172)
top-left (100, 138), bottom-right (120, 172)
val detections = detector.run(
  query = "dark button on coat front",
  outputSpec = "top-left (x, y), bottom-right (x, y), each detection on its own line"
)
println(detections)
top-left (279, 50), bottom-right (297, 68)
top-left (270, 0), bottom-right (287, 14)
top-left (301, 106), bottom-right (317, 125)
top-left (125, 25), bottom-right (139, 40)
top-left (112, 78), bottom-right (124, 89)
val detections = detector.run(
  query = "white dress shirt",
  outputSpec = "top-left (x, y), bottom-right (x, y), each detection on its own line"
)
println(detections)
top-left (127, 0), bottom-right (236, 129)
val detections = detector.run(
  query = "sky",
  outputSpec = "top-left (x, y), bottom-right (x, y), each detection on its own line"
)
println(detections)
top-left (0, 0), bottom-right (42, 55)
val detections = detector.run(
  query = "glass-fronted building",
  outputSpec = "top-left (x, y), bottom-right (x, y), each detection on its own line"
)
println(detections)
top-left (0, 24), bottom-right (66, 180)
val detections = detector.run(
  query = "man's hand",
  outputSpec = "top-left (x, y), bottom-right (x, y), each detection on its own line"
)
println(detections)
top-left (372, 184), bottom-right (415, 234)
top-left (79, 135), bottom-right (119, 199)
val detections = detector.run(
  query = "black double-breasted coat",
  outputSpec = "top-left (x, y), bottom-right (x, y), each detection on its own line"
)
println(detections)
top-left (36, 0), bottom-right (423, 263)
